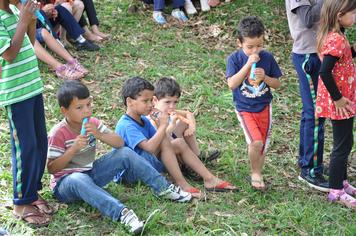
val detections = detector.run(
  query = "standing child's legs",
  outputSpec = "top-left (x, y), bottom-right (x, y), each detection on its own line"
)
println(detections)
top-left (328, 118), bottom-right (355, 209)
top-left (236, 105), bottom-right (272, 190)
top-left (7, 95), bottom-right (50, 225)
top-left (292, 53), bottom-right (328, 191)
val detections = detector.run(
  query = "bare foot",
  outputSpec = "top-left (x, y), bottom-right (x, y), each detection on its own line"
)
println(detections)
top-left (83, 31), bottom-right (103, 43)
top-left (204, 177), bottom-right (238, 191)
top-left (250, 173), bottom-right (266, 190)
top-left (92, 25), bottom-right (110, 39)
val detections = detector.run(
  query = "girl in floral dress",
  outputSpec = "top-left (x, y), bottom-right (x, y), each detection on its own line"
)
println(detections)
top-left (316, 0), bottom-right (356, 209)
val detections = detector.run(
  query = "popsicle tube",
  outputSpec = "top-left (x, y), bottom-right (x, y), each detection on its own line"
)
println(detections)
top-left (249, 62), bottom-right (256, 80)
top-left (80, 117), bottom-right (88, 135)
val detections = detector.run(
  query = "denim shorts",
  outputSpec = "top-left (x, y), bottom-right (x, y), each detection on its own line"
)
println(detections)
top-left (35, 28), bottom-right (45, 43)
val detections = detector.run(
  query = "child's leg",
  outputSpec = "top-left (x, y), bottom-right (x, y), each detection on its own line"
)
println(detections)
top-left (89, 147), bottom-right (170, 195)
top-left (329, 118), bottom-right (353, 190)
top-left (174, 122), bottom-right (200, 156)
top-left (236, 106), bottom-right (272, 189)
top-left (34, 40), bottom-right (62, 70)
top-left (159, 137), bottom-right (200, 196)
top-left (41, 29), bottom-right (74, 63)
top-left (171, 138), bottom-right (236, 190)
top-left (7, 95), bottom-right (49, 224)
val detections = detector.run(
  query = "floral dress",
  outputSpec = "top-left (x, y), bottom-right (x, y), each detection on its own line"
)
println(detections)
top-left (316, 32), bottom-right (356, 120)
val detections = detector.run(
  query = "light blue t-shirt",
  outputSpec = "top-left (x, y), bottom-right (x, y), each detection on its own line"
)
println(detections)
top-left (115, 114), bottom-right (157, 154)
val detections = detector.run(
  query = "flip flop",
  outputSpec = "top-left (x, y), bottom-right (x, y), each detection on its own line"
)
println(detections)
top-left (205, 181), bottom-right (238, 193)
top-left (185, 187), bottom-right (202, 198)
top-left (202, 150), bottom-right (221, 163)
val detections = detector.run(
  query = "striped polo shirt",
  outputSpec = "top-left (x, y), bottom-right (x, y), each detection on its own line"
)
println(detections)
top-left (0, 4), bottom-right (43, 107)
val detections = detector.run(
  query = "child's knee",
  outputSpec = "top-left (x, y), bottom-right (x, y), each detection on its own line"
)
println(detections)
top-left (172, 138), bottom-right (188, 152)
top-left (74, 0), bottom-right (84, 11)
top-left (249, 141), bottom-right (264, 152)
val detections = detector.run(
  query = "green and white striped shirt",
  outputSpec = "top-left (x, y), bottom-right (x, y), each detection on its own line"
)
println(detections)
top-left (0, 4), bottom-right (43, 107)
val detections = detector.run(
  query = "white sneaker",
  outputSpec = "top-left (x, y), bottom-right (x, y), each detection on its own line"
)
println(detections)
top-left (158, 184), bottom-right (192, 202)
top-left (184, 0), bottom-right (197, 15)
top-left (120, 208), bottom-right (144, 235)
top-left (200, 0), bottom-right (210, 11)
top-left (171, 9), bottom-right (189, 22)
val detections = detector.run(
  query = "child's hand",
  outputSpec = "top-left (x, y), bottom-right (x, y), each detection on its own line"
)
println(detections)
top-left (157, 111), bottom-right (169, 128)
top-left (184, 124), bottom-right (196, 137)
top-left (251, 68), bottom-right (265, 87)
top-left (84, 122), bottom-right (101, 139)
top-left (19, 0), bottom-right (38, 25)
top-left (247, 54), bottom-right (260, 67)
top-left (334, 97), bottom-right (354, 117)
top-left (72, 135), bottom-right (87, 152)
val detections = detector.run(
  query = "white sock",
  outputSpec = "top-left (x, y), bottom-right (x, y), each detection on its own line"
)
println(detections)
top-left (76, 35), bottom-right (86, 43)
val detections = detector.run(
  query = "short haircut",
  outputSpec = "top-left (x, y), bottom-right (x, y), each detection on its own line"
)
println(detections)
top-left (121, 76), bottom-right (154, 106)
top-left (236, 16), bottom-right (265, 43)
top-left (57, 80), bottom-right (90, 108)
top-left (154, 77), bottom-right (181, 100)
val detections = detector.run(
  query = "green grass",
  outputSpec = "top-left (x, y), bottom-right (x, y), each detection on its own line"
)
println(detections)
top-left (0, 0), bottom-right (355, 235)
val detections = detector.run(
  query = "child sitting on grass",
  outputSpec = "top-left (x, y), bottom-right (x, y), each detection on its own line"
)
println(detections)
top-left (47, 81), bottom-right (192, 234)
top-left (226, 16), bottom-right (282, 191)
top-left (115, 77), bottom-right (237, 199)
top-left (151, 77), bottom-right (221, 165)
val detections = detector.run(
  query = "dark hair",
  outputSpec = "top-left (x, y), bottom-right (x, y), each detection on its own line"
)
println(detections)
top-left (154, 77), bottom-right (181, 100)
top-left (236, 16), bottom-right (265, 43)
top-left (57, 80), bottom-right (90, 108)
top-left (121, 77), bottom-right (154, 106)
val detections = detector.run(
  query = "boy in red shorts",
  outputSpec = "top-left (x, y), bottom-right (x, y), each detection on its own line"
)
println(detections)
top-left (226, 16), bottom-right (282, 190)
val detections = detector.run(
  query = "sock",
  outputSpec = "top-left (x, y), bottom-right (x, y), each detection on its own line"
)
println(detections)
top-left (76, 35), bottom-right (86, 43)
top-left (343, 180), bottom-right (356, 196)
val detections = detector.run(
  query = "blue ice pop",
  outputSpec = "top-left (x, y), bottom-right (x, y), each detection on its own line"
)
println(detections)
top-left (80, 117), bottom-right (88, 135)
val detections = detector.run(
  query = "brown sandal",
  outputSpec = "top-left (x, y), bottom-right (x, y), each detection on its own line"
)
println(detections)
top-left (13, 205), bottom-right (51, 227)
top-left (31, 199), bottom-right (56, 215)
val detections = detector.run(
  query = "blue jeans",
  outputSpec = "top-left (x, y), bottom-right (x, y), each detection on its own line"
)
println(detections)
top-left (54, 147), bottom-right (170, 221)
top-left (292, 53), bottom-right (325, 175)
top-left (143, 0), bottom-right (184, 11)
top-left (139, 150), bottom-right (166, 173)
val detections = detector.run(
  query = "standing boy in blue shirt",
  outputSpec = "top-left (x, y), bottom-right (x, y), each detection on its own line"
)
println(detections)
top-left (226, 16), bottom-right (282, 190)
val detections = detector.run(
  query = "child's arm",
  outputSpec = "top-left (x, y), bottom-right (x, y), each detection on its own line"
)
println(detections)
top-left (2, 1), bottom-right (36, 62)
top-left (227, 54), bottom-right (259, 90)
top-left (175, 110), bottom-right (196, 136)
top-left (84, 122), bottom-right (124, 148)
top-left (253, 68), bottom-right (281, 89)
top-left (47, 135), bottom-right (87, 174)
top-left (139, 112), bottom-right (169, 154)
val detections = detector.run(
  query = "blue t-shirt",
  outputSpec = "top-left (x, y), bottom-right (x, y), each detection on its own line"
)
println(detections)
top-left (115, 114), bottom-right (157, 154)
top-left (226, 50), bottom-right (282, 112)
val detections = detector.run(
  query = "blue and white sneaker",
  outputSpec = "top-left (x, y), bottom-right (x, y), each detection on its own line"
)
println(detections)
top-left (171, 9), bottom-right (188, 22)
top-left (153, 11), bottom-right (167, 25)
top-left (158, 184), bottom-right (192, 202)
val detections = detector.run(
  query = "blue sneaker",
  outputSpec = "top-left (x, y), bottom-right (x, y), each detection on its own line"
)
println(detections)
top-left (171, 9), bottom-right (188, 22)
top-left (153, 11), bottom-right (167, 25)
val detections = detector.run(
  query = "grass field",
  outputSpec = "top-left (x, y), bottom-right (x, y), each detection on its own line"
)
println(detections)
top-left (0, 0), bottom-right (355, 235)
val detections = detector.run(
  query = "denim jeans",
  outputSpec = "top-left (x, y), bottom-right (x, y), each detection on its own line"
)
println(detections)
top-left (139, 150), bottom-right (166, 173)
top-left (54, 147), bottom-right (170, 221)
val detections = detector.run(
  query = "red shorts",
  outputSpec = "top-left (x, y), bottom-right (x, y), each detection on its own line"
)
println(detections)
top-left (235, 105), bottom-right (272, 154)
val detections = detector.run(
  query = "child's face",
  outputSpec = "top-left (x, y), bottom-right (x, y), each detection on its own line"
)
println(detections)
top-left (338, 9), bottom-right (356, 28)
top-left (238, 36), bottom-right (264, 56)
top-left (153, 95), bottom-right (179, 113)
top-left (128, 89), bottom-right (154, 116)
top-left (61, 96), bottom-right (93, 124)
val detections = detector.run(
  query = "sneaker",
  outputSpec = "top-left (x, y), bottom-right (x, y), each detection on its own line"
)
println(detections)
top-left (328, 189), bottom-right (356, 210)
top-left (200, 0), bottom-right (210, 11)
top-left (171, 9), bottom-right (188, 22)
top-left (158, 184), bottom-right (192, 202)
top-left (184, 0), bottom-right (197, 15)
top-left (298, 172), bottom-right (329, 192)
top-left (153, 11), bottom-right (167, 25)
top-left (120, 208), bottom-right (144, 235)
top-left (74, 40), bottom-right (100, 51)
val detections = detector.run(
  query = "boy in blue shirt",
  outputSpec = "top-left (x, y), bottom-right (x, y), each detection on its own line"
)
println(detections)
top-left (226, 16), bottom-right (282, 191)
top-left (116, 77), bottom-right (237, 199)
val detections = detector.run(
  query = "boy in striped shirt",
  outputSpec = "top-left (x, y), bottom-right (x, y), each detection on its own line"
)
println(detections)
top-left (0, 0), bottom-right (53, 226)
